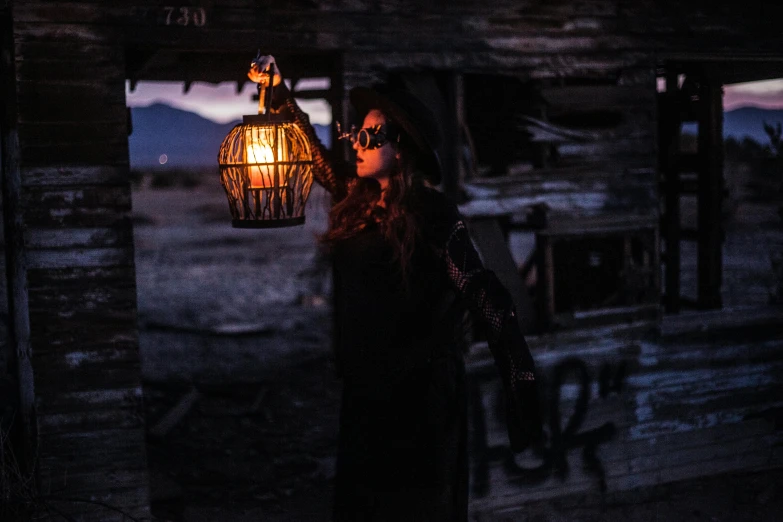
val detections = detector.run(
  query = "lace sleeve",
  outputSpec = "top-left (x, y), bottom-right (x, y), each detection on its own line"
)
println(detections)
top-left (282, 96), bottom-right (353, 201)
top-left (438, 214), bottom-right (544, 452)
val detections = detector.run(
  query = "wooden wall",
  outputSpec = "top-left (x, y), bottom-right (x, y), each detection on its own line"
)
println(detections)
top-left (6, 0), bottom-right (783, 519)
top-left (10, 3), bottom-right (149, 520)
top-left (465, 318), bottom-right (783, 517)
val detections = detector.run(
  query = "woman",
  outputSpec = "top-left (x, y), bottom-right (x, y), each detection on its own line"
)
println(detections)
top-left (249, 57), bottom-right (543, 521)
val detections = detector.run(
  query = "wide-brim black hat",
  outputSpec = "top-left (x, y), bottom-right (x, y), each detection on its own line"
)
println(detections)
top-left (349, 85), bottom-right (442, 185)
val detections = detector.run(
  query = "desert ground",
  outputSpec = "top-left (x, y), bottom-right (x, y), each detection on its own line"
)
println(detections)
top-left (131, 162), bottom-right (782, 521)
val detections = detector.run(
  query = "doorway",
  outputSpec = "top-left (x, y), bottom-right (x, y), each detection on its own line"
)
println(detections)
top-left (125, 49), bottom-right (344, 520)
top-left (658, 60), bottom-right (783, 313)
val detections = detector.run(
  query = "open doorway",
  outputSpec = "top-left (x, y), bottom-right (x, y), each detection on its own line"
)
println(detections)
top-left (125, 50), bottom-right (344, 519)
top-left (658, 62), bottom-right (783, 313)
top-left (721, 78), bottom-right (783, 307)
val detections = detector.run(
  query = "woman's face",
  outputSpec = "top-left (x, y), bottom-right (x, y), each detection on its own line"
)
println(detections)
top-left (354, 109), bottom-right (397, 183)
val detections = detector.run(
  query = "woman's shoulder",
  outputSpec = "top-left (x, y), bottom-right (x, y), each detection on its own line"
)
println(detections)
top-left (418, 186), bottom-right (461, 217)
top-left (416, 186), bottom-right (463, 240)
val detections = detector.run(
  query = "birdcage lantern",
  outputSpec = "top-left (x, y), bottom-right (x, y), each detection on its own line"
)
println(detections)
top-left (218, 64), bottom-right (313, 228)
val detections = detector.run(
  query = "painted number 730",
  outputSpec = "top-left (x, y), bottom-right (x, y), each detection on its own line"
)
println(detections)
top-left (163, 6), bottom-right (207, 27)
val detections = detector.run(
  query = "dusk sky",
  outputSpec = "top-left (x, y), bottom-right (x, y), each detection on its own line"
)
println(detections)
top-left (125, 77), bottom-right (783, 125)
top-left (125, 78), bottom-right (332, 125)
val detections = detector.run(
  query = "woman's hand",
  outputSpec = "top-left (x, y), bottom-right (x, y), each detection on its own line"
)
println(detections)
top-left (248, 54), bottom-right (282, 86)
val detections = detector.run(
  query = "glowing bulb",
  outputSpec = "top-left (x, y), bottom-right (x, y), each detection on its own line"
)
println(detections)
top-left (245, 127), bottom-right (287, 188)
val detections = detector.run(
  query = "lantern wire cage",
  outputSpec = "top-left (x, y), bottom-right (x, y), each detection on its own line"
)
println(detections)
top-left (219, 116), bottom-right (314, 228)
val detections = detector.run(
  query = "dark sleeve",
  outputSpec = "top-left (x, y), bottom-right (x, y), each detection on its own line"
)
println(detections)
top-left (434, 200), bottom-right (544, 452)
top-left (277, 86), bottom-right (353, 201)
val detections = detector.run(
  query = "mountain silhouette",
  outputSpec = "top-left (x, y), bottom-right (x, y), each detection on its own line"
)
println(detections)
top-left (129, 103), bottom-right (782, 168)
top-left (128, 103), bottom-right (331, 169)
top-left (723, 107), bottom-right (783, 144)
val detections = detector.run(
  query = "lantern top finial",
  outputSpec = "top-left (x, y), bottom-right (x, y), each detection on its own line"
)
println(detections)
top-left (248, 53), bottom-right (282, 117)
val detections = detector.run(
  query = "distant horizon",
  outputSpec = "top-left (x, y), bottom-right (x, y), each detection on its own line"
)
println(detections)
top-left (125, 80), bottom-right (333, 125)
top-left (128, 97), bottom-right (781, 127)
top-left (127, 78), bottom-right (783, 126)
top-left (127, 101), bottom-right (781, 169)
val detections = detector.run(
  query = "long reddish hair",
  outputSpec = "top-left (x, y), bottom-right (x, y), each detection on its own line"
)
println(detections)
top-left (318, 120), bottom-right (433, 288)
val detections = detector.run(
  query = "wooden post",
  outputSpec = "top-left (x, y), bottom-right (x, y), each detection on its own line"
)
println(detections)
top-left (535, 232), bottom-right (555, 332)
top-left (330, 53), bottom-right (345, 158)
top-left (0, 3), bottom-right (37, 487)
top-left (662, 71), bottom-right (681, 313)
top-left (697, 74), bottom-right (723, 309)
top-left (331, 53), bottom-right (345, 369)
top-left (444, 72), bottom-right (464, 202)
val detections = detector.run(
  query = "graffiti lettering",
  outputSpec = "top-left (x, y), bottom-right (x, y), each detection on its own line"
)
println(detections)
top-left (470, 359), bottom-right (626, 497)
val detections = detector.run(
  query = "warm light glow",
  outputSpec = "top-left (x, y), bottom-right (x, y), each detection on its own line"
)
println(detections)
top-left (245, 127), bottom-right (288, 188)
top-left (219, 119), bottom-right (313, 227)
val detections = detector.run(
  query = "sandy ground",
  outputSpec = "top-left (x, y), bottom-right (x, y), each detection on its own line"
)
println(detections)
top-left (131, 170), bottom-right (782, 521)
top-left (133, 176), bottom-right (340, 520)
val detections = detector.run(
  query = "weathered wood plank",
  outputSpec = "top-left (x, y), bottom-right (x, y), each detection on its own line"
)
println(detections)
top-left (31, 341), bottom-right (141, 369)
top-left (37, 406), bottom-right (144, 434)
top-left (21, 141), bottom-right (129, 167)
top-left (648, 384), bottom-right (783, 423)
top-left (625, 360), bottom-right (783, 394)
top-left (36, 431), bottom-right (148, 500)
top-left (347, 50), bottom-right (651, 77)
top-left (27, 282), bottom-right (137, 318)
top-left (1, 2), bottom-right (36, 465)
top-left (28, 300), bottom-right (138, 326)
top-left (13, 3), bottom-right (619, 34)
top-left (19, 121), bottom-right (127, 147)
top-left (609, 445), bottom-right (778, 492)
top-left (25, 247), bottom-right (134, 269)
top-left (28, 322), bottom-right (137, 349)
top-left (22, 165), bottom-right (130, 187)
top-left (26, 265), bottom-right (137, 286)
top-left (22, 186), bottom-right (132, 227)
top-left (458, 189), bottom-right (651, 219)
top-left (27, 310), bottom-right (138, 337)
top-left (474, 441), bottom-right (779, 512)
top-left (30, 332), bottom-right (140, 361)
top-left (557, 136), bottom-right (656, 159)
top-left (13, 2), bottom-right (135, 24)
top-left (606, 417), bottom-right (776, 464)
top-left (15, 57), bottom-right (126, 85)
top-left (15, 41), bottom-right (120, 62)
top-left (34, 476), bottom-right (151, 507)
top-left (37, 386), bottom-right (143, 414)
top-left (25, 226), bottom-right (133, 249)
top-left (29, 487), bottom-right (149, 522)
top-left (542, 85), bottom-right (656, 112)
top-left (12, 21), bottom-right (115, 44)
top-left (16, 81), bottom-right (126, 123)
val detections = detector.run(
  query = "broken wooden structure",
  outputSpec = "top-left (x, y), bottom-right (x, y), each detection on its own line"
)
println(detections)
top-left (1, 0), bottom-right (782, 519)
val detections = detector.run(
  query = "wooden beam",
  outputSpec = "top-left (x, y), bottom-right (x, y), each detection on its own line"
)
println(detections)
top-left (444, 72), bottom-right (463, 201)
top-left (697, 76), bottom-right (723, 309)
top-left (0, 3), bottom-right (36, 482)
top-left (661, 71), bottom-right (681, 314)
top-left (467, 215), bottom-right (536, 334)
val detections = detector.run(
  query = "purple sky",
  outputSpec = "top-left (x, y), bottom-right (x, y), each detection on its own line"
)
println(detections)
top-left (723, 79), bottom-right (783, 111)
top-left (126, 78), bottom-right (783, 125)
top-left (125, 79), bottom-right (332, 125)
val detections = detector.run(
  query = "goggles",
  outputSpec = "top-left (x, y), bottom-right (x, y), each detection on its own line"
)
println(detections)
top-left (337, 122), bottom-right (400, 150)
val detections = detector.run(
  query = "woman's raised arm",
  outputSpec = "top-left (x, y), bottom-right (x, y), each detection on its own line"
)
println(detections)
top-left (278, 87), bottom-right (352, 201)
top-left (249, 55), bottom-right (352, 201)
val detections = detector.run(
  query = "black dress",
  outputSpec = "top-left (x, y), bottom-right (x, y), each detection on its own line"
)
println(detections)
top-left (285, 99), bottom-right (543, 522)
